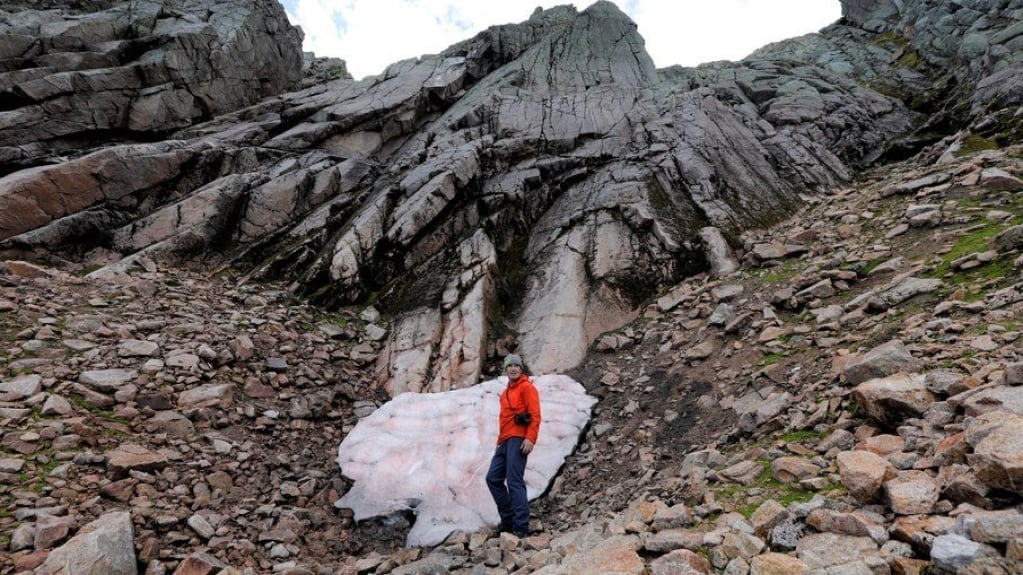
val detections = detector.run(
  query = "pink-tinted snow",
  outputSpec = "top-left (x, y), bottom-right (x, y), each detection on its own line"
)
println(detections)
top-left (336, 374), bottom-right (597, 546)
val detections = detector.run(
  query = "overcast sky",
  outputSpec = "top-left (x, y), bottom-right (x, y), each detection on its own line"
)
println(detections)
top-left (279, 0), bottom-right (843, 80)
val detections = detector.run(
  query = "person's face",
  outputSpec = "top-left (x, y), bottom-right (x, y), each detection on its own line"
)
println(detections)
top-left (505, 363), bottom-right (522, 380)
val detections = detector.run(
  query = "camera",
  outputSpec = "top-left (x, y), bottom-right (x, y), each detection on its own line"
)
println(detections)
top-left (514, 412), bottom-right (532, 425)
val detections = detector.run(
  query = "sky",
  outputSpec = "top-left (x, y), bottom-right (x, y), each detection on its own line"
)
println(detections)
top-left (279, 0), bottom-right (843, 80)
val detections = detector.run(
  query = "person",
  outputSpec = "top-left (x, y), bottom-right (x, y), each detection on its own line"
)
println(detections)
top-left (486, 353), bottom-right (541, 538)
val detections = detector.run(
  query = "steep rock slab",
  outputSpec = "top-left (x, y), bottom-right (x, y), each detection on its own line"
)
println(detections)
top-left (335, 374), bottom-right (597, 546)
top-left (853, 373), bottom-right (935, 427)
top-left (0, 0), bottom-right (303, 169)
top-left (4, 0), bottom-right (1023, 386)
top-left (33, 511), bottom-right (136, 575)
top-left (964, 410), bottom-right (1023, 494)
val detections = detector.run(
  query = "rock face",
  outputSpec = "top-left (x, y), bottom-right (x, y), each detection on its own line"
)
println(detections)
top-left (0, 0), bottom-right (304, 173)
top-left (1, 1), bottom-right (1022, 393)
top-left (34, 511), bottom-right (136, 575)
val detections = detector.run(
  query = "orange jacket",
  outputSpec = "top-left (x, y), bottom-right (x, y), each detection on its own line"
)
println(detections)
top-left (497, 375), bottom-right (541, 445)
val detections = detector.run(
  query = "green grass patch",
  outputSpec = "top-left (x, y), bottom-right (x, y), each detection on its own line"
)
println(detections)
top-left (77, 264), bottom-right (104, 277)
top-left (926, 220), bottom-right (1020, 294)
top-left (780, 430), bottom-right (824, 443)
top-left (897, 49), bottom-right (924, 70)
top-left (715, 459), bottom-right (827, 519)
top-left (757, 352), bottom-right (784, 367)
top-left (844, 256), bottom-right (888, 277)
top-left (69, 394), bottom-right (130, 427)
top-left (36, 457), bottom-right (62, 475)
top-left (872, 30), bottom-right (907, 47)
top-left (758, 260), bottom-right (801, 285)
top-left (954, 135), bottom-right (999, 157)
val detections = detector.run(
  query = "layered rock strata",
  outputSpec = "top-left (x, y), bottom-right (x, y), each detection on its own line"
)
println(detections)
top-left (1, 0), bottom-right (1022, 391)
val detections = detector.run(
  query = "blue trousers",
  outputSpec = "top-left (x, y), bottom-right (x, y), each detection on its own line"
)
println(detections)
top-left (486, 436), bottom-right (529, 533)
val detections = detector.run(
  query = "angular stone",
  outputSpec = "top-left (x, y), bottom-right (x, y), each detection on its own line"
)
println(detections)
top-left (890, 515), bottom-right (957, 548)
top-left (117, 339), bottom-right (160, 357)
top-left (796, 279), bottom-right (834, 302)
top-left (876, 277), bottom-right (943, 307)
top-left (994, 225), bottom-right (1023, 253)
top-left (806, 509), bottom-right (886, 544)
top-left (172, 551), bottom-right (226, 575)
top-left (749, 553), bottom-right (809, 575)
top-left (147, 411), bottom-right (195, 437)
top-left (106, 443), bottom-right (168, 476)
top-left (718, 460), bottom-right (762, 485)
top-left (771, 457), bottom-right (819, 483)
top-left (857, 434), bottom-right (904, 455)
top-left (699, 227), bottom-right (739, 277)
top-left (938, 464), bottom-right (989, 506)
top-left (959, 509), bottom-right (1023, 544)
top-left (166, 352), bottom-right (201, 370)
top-left (961, 385), bottom-right (1023, 416)
top-left (924, 370), bottom-right (978, 395)
top-left (644, 529), bottom-right (704, 553)
top-left (717, 532), bottom-right (765, 560)
top-left (751, 500), bottom-right (789, 539)
top-left (657, 285), bottom-right (692, 313)
top-left (101, 478), bottom-right (137, 502)
top-left (78, 369), bottom-right (137, 392)
top-left (559, 534), bottom-right (644, 575)
top-left (40, 393), bottom-right (73, 416)
top-left (34, 512), bottom-right (136, 575)
top-left (178, 384), bottom-right (234, 409)
top-left (837, 450), bottom-right (894, 503)
top-left (930, 534), bottom-right (1000, 573)
top-left (649, 549), bottom-right (712, 575)
top-left (34, 514), bottom-right (75, 550)
top-left (795, 533), bottom-right (877, 570)
top-left (187, 515), bottom-right (216, 540)
top-left (711, 283), bottom-right (744, 302)
top-left (881, 173), bottom-right (950, 197)
top-left (0, 457), bottom-right (25, 473)
top-left (651, 503), bottom-right (695, 531)
top-left (980, 167), bottom-right (1023, 191)
top-left (853, 373), bottom-right (934, 427)
top-left (843, 340), bottom-right (920, 385)
top-left (684, 339), bottom-right (719, 360)
top-left (752, 243), bottom-right (806, 261)
top-left (964, 410), bottom-right (1023, 493)
top-left (884, 470), bottom-right (939, 515)
top-left (0, 374), bottom-right (42, 399)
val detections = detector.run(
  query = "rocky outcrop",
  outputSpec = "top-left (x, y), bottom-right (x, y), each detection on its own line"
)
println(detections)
top-left (3, 134), bottom-right (1023, 573)
top-left (33, 512), bottom-right (136, 575)
top-left (1, 0), bottom-right (1022, 391)
top-left (0, 0), bottom-right (304, 172)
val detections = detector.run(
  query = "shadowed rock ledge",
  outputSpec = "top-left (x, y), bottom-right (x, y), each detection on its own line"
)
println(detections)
top-left (1, 0), bottom-right (1021, 393)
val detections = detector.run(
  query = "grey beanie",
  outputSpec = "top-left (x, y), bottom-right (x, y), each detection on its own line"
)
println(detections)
top-left (503, 354), bottom-right (523, 368)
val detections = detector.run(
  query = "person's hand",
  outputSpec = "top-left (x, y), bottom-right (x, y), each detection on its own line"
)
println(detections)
top-left (521, 439), bottom-right (534, 454)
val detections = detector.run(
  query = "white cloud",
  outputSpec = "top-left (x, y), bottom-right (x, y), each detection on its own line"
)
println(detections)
top-left (632, 0), bottom-right (843, 67)
top-left (281, 0), bottom-right (842, 79)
